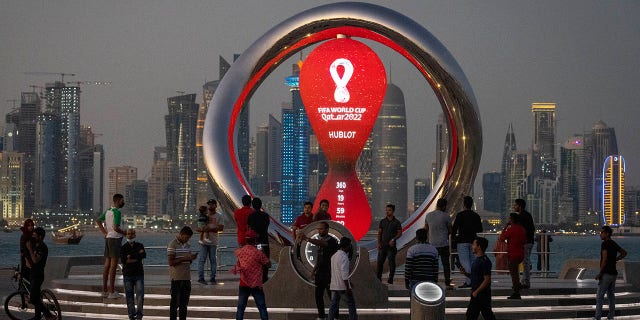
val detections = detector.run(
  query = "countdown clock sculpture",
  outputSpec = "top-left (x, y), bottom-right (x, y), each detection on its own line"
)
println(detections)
top-left (203, 2), bottom-right (482, 261)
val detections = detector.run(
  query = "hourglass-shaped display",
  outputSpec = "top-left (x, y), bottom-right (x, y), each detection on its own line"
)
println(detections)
top-left (300, 37), bottom-right (387, 240)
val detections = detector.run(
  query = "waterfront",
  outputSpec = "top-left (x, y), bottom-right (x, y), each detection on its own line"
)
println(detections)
top-left (1, 230), bottom-right (637, 272)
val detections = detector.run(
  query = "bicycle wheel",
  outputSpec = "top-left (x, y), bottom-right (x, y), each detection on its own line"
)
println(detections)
top-left (41, 289), bottom-right (62, 320)
top-left (4, 291), bottom-right (32, 320)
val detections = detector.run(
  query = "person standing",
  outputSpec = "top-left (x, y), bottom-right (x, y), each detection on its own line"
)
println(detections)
top-left (314, 199), bottom-right (332, 221)
top-left (231, 230), bottom-right (271, 320)
top-left (25, 227), bottom-right (57, 320)
top-left (498, 212), bottom-right (527, 299)
top-left (404, 228), bottom-right (439, 290)
top-left (96, 193), bottom-right (126, 298)
top-left (424, 198), bottom-right (453, 288)
top-left (121, 229), bottom-right (146, 320)
top-left (514, 198), bottom-right (535, 289)
top-left (328, 237), bottom-right (357, 320)
top-left (594, 225), bottom-right (627, 320)
top-left (300, 221), bottom-right (339, 320)
top-left (459, 237), bottom-right (496, 320)
top-left (292, 201), bottom-right (314, 239)
top-left (19, 218), bottom-right (35, 281)
top-left (234, 195), bottom-right (253, 246)
top-left (197, 199), bottom-right (224, 285)
top-left (167, 226), bottom-right (197, 320)
top-left (248, 197), bottom-right (270, 283)
top-left (376, 204), bottom-right (402, 284)
top-left (452, 196), bottom-right (483, 288)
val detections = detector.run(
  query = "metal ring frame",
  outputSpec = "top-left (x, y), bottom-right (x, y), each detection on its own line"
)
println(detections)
top-left (203, 2), bottom-right (482, 262)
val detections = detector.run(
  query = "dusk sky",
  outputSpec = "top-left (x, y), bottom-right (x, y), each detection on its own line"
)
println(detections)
top-left (1, 1), bottom-right (639, 203)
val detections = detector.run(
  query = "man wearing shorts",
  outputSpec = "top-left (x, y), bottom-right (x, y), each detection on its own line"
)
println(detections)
top-left (96, 193), bottom-right (126, 299)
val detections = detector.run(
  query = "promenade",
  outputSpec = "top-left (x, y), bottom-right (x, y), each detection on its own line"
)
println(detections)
top-left (3, 261), bottom-right (640, 320)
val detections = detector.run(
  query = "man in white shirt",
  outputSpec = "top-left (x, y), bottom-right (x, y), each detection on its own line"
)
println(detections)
top-left (424, 198), bottom-right (453, 288)
top-left (328, 237), bottom-right (357, 320)
top-left (96, 193), bottom-right (127, 298)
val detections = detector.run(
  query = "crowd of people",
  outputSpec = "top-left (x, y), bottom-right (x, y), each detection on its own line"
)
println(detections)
top-left (16, 193), bottom-right (628, 320)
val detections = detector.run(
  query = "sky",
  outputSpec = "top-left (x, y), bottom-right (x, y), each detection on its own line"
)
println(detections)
top-left (1, 0), bottom-right (639, 203)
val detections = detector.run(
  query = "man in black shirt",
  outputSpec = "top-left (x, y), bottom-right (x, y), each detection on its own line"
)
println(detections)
top-left (247, 197), bottom-right (270, 283)
top-left (452, 196), bottom-right (483, 288)
top-left (25, 227), bottom-right (57, 320)
top-left (594, 226), bottom-right (627, 320)
top-left (121, 229), bottom-right (146, 320)
top-left (514, 198), bottom-right (535, 288)
top-left (301, 221), bottom-right (338, 320)
top-left (376, 204), bottom-right (402, 284)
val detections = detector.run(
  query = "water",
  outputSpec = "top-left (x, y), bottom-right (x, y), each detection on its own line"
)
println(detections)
top-left (1, 231), bottom-right (637, 273)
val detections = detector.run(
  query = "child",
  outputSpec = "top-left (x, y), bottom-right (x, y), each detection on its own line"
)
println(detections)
top-left (197, 206), bottom-right (215, 245)
top-left (459, 237), bottom-right (496, 320)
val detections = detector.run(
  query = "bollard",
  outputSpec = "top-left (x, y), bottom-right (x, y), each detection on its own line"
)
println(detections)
top-left (411, 281), bottom-right (446, 320)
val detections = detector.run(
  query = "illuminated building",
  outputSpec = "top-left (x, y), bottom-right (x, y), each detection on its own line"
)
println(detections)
top-left (147, 147), bottom-right (175, 216)
top-left (413, 178), bottom-right (429, 211)
top-left (0, 152), bottom-right (24, 224)
top-left (531, 103), bottom-right (557, 179)
top-left (602, 155), bottom-right (625, 226)
top-left (108, 166), bottom-right (138, 198)
top-left (588, 120), bottom-right (618, 214)
top-left (281, 62), bottom-right (309, 224)
top-left (356, 134), bottom-right (373, 208)
top-left (371, 83), bottom-right (408, 221)
top-left (166, 93), bottom-right (199, 218)
top-left (558, 135), bottom-right (588, 223)
top-left (435, 113), bottom-right (448, 180)
top-left (254, 115), bottom-right (282, 196)
top-left (308, 134), bottom-right (327, 201)
top-left (35, 81), bottom-right (80, 210)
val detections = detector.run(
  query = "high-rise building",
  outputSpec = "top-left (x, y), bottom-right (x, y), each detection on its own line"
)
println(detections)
top-left (108, 166), bottom-right (138, 198)
top-left (435, 113), bottom-right (448, 178)
top-left (371, 83), bottom-right (408, 221)
top-left (125, 180), bottom-right (148, 215)
top-left (558, 135), bottom-right (588, 223)
top-left (254, 123), bottom-right (269, 195)
top-left (78, 125), bottom-right (103, 214)
top-left (505, 150), bottom-right (530, 212)
top-left (4, 92), bottom-right (39, 216)
top-left (166, 93), bottom-right (199, 218)
top-left (624, 187), bottom-right (640, 225)
top-left (308, 134), bottom-right (328, 201)
top-left (531, 103), bottom-right (557, 179)
top-left (500, 124), bottom-right (517, 215)
top-left (357, 134), bottom-right (374, 208)
top-left (482, 172), bottom-right (502, 213)
top-left (147, 147), bottom-right (174, 216)
top-left (588, 120), bottom-right (618, 214)
top-left (92, 145), bottom-right (105, 215)
top-left (0, 152), bottom-right (24, 225)
top-left (602, 155), bottom-right (625, 226)
top-left (280, 62), bottom-right (309, 224)
top-left (254, 114), bottom-right (283, 196)
top-left (413, 178), bottom-right (429, 211)
top-left (35, 81), bottom-right (81, 210)
top-left (198, 55), bottom-right (249, 206)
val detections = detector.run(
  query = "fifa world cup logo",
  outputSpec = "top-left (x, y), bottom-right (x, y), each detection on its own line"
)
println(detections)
top-left (300, 38), bottom-right (386, 240)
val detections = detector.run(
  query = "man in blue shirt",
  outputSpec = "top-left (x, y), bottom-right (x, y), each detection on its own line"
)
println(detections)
top-left (459, 237), bottom-right (495, 320)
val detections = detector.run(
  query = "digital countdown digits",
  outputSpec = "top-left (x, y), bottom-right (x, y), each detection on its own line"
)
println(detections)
top-left (300, 37), bottom-right (387, 240)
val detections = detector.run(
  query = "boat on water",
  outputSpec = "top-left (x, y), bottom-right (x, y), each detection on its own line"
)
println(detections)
top-left (51, 223), bottom-right (83, 244)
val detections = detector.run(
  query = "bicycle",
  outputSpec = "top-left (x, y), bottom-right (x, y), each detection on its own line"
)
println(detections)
top-left (4, 266), bottom-right (62, 320)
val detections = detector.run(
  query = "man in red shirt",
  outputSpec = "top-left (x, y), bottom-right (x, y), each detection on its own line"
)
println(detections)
top-left (292, 201), bottom-right (314, 239)
top-left (232, 230), bottom-right (271, 319)
top-left (314, 199), bottom-right (332, 221)
top-left (498, 212), bottom-right (527, 300)
top-left (233, 195), bottom-right (253, 246)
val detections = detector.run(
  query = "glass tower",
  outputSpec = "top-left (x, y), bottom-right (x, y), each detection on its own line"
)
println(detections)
top-left (602, 155), bottom-right (625, 226)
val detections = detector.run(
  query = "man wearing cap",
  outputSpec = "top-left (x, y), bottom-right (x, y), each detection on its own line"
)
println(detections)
top-left (196, 199), bottom-right (224, 285)
top-left (328, 237), bottom-right (357, 320)
top-left (232, 229), bottom-right (270, 320)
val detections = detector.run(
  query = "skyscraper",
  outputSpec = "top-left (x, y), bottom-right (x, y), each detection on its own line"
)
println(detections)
top-left (558, 135), bottom-right (588, 223)
top-left (588, 120), bottom-right (618, 214)
top-left (78, 125), bottom-right (103, 214)
top-left (413, 178), bottom-right (429, 211)
top-left (280, 62), bottom-right (309, 224)
top-left (371, 83), bottom-right (408, 221)
top-left (482, 172), bottom-right (502, 213)
top-left (602, 155), bottom-right (625, 226)
top-left (435, 113), bottom-right (448, 178)
top-left (125, 180), bottom-right (148, 216)
top-left (531, 103), bottom-right (557, 179)
top-left (166, 93), bottom-right (199, 219)
top-left (36, 81), bottom-right (80, 211)
top-left (500, 124), bottom-right (517, 215)
top-left (0, 152), bottom-right (24, 224)
top-left (147, 147), bottom-right (174, 216)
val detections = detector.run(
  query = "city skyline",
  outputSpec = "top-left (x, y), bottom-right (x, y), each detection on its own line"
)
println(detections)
top-left (1, 1), bottom-right (639, 205)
